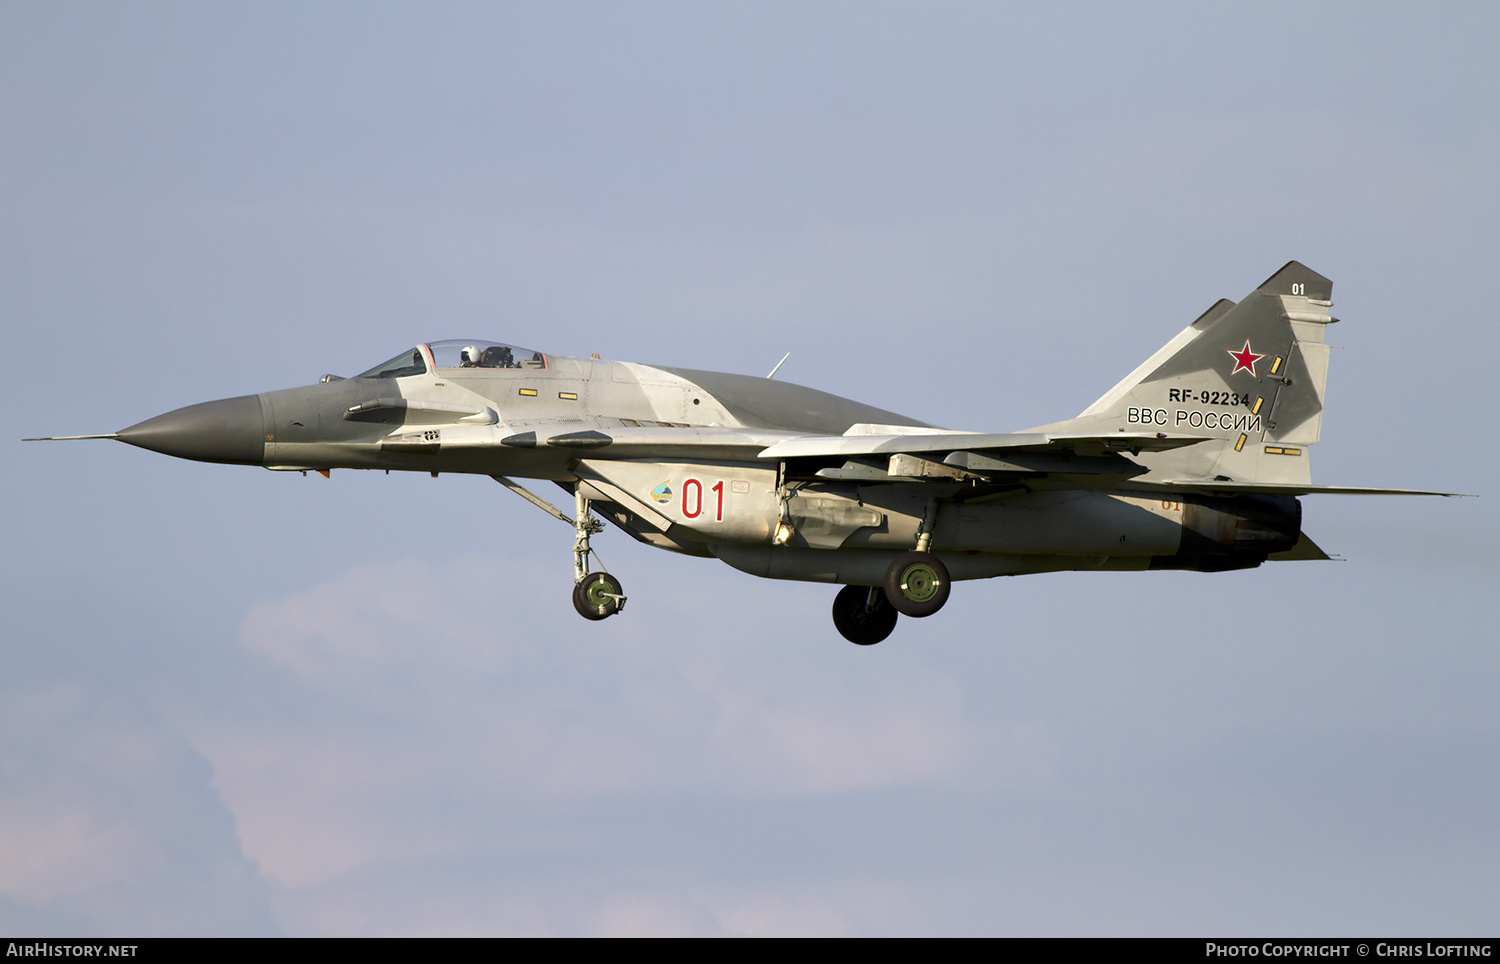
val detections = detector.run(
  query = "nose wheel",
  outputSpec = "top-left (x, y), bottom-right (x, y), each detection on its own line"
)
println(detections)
top-left (574, 571), bottom-right (625, 620)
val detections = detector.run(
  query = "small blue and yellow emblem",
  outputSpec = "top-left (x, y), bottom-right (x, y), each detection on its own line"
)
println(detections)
top-left (650, 479), bottom-right (673, 504)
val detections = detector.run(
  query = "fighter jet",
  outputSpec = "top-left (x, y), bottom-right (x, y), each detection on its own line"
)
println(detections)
top-left (28, 262), bottom-right (1461, 644)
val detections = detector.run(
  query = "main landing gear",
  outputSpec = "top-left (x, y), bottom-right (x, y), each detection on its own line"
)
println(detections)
top-left (883, 550), bottom-right (951, 618)
top-left (831, 498), bottom-right (952, 645)
top-left (831, 585), bottom-right (898, 645)
top-left (830, 551), bottom-right (951, 645)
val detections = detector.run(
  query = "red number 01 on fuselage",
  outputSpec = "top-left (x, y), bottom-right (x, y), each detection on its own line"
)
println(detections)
top-left (680, 478), bottom-right (725, 521)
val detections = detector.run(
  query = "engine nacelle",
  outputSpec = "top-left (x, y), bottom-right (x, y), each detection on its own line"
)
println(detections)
top-left (1155, 494), bottom-right (1302, 571)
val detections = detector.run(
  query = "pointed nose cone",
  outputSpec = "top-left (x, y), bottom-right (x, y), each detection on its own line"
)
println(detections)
top-left (117, 394), bottom-right (266, 465)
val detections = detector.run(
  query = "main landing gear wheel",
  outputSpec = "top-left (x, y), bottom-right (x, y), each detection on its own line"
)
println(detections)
top-left (573, 572), bottom-right (624, 620)
top-left (883, 551), bottom-right (951, 618)
top-left (832, 585), bottom-right (899, 645)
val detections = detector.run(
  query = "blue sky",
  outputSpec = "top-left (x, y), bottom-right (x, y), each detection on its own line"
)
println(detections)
top-left (2, 1), bottom-right (1495, 935)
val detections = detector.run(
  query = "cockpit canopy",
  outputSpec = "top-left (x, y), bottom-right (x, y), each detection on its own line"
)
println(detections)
top-left (429, 339), bottom-right (549, 370)
top-left (357, 340), bottom-right (551, 379)
top-left (357, 348), bottom-right (428, 379)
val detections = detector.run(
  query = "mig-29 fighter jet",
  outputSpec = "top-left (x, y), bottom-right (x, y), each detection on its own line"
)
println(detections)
top-left (30, 262), bottom-right (1460, 644)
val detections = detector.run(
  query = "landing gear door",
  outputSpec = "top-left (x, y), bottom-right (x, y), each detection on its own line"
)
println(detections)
top-left (576, 460), bottom-right (778, 544)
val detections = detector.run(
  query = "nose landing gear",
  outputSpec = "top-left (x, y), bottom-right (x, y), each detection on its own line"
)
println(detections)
top-left (492, 475), bottom-right (626, 622)
top-left (571, 487), bottom-right (625, 620)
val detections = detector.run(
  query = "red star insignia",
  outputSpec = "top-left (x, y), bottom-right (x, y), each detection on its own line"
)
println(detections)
top-left (1226, 340), bottom-right (1264, 377)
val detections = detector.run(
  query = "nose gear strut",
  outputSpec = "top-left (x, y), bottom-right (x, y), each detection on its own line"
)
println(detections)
top-left (491, 475), bottom-right (627, 620)
top-left (571, 487), bottom-right (625, 619)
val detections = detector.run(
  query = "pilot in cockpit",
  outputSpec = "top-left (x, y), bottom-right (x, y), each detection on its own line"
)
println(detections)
top-left (460, 345), bottom-right (483, 367)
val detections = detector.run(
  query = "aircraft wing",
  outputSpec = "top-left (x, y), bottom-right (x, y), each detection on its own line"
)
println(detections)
top-left (430, 423), bottom-right (1202, 486)
top-left (407, 423), bottom-right (1474, 495)
top-left (749, 429), bottom-right (1210, 484)
top-left (753, 434), bottom-right (1470, 494)
top-left (756, 431), bottom-right (1202, 460)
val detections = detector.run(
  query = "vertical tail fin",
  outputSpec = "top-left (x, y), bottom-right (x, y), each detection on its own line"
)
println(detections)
top-left (1037, 262), bottom-right (1336, 484)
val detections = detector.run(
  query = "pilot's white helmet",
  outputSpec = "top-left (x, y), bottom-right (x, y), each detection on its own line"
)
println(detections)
top-left (462, 345), bottom-right (481, 365)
